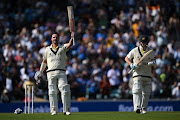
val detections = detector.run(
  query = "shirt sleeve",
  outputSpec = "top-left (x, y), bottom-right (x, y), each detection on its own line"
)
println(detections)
top-left (127, 49), bottom-right (134, 60)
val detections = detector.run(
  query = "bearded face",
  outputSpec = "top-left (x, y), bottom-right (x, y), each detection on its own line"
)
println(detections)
top-left (140, 42), bottom-right (148, 50)
top-left (51, 34), bottom-right (59, 45)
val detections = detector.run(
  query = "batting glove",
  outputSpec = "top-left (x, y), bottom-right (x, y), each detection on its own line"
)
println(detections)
top-left (130, 63), bottom-right (138, 70)
top-left (148, 60), bottom-right (156, 66)
top-left (34, 71), bottom-right (42, 81)
top-left (71, 32), bottom-right (74, 37)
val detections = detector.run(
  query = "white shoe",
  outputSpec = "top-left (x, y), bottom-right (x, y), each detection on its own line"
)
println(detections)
top-left (141, 110), bottom-right (147, 114)
top-left (51, 111), bottom-right (57, 115)
top-left (64, 111), bottom-right (71, 115)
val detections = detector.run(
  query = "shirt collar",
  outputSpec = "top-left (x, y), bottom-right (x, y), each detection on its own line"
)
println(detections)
top-left (140, 45), bottom-right (148, 53)
top-left (50, 44), bottom-right (61, 48)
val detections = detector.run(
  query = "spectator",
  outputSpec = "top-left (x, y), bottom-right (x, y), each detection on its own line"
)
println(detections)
top-left (151, 69), bottom-right (162, 98)
top-left (106, 30), bottom-right (115, 48)
top-left (167, 39), bottom-right (176, 54)
top-left (107, 65), bottom-right (121, 90)
top-left (174, 47), bottom-right (180, 63)
top-left (1, 88), bottom-right (10, 103)
top-left (169, 13), bottom-right (180, 41)
top-left (121, 64), bottom-right (131, 99)
top-left (39, 41), bottom-right (48, 55)
top-left (172, 82), bottom-right (180, 99)
top-left (156, 26), bottom-right (168, 51)
top-left (132, 20), bottom-right (140, 38)
top-left (3, 43), bottom-right (15, 62)
top-left (76, 73), bottom-right (87, 98)
top-left (148, 35), bottom-right (157, 50)
top-left (82, 29), bottom-right (94, 44)
top-left (100, 74), bottom-right (111, 99)
top-left (87, 75), bottom-right (99, 99)
top-left (110, 15), bottom-right (124, 31)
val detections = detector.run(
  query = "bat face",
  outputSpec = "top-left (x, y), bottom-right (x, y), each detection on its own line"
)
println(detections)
top-left (67, 6), bottom-right (75, 32)
top-left (137, 50), bottom-right (153, 65)
top-left (70, 19), bottom-right (75, 32)
top-left (67, 6), bottom-right (75, 45)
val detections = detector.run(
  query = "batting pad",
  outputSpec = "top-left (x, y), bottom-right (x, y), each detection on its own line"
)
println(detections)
top-left (132, 80), bottom-right (142, 111)
top-left (48, 77), bottom-right (58, 113)
top-left (49, 93), bottom-right (58, 113)
top-left (141, 80), bottom-right (152, 111)
top-left (61, 84), bottom-right (71, 112)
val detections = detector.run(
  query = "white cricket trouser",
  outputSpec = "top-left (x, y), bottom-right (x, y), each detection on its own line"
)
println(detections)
top-left (132, 77), bottom-right (152, 111)
top-left (47, 71), bottom-right (71, 113)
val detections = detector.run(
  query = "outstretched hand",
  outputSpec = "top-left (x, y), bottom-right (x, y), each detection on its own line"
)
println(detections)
top-left (34, 71), bottom-right (42, 81)
top-left (71, 32), bottom-right (74, 38)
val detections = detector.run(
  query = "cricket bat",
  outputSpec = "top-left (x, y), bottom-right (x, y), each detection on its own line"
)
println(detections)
top-left (128, 50), bottom-right (153, 74)
top-left (67, 6), bottom-right (75, 45)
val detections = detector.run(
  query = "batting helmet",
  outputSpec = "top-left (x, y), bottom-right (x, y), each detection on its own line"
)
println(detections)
top-left (36, 77), bottom-right (47, 89)
top-left (139, 35), bottom-right (149, 43)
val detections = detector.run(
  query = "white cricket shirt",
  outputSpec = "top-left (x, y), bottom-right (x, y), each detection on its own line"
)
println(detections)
top-left (43, 44), bottom-right (68, 73)
top-left (127, 46), bottom-right (155, 78)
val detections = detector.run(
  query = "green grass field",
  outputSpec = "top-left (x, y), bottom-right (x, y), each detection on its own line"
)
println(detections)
top-left (0, 112), bottom-right (180, 120)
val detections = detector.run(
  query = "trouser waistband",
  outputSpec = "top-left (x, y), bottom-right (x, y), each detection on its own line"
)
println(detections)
top-left (133, 75), bottom-right (152, 79)
top-left (47, 69), bottom-right (66, 73)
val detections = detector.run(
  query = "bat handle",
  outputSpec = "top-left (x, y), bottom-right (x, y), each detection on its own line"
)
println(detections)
top-left (128, 64), bottom-right (140, 74)
top-left (128, 69), bottom-right (133, 74)
top-left (72, 37), bottom-right (75, 45)
top-left (71, 32), bottom-right (75, 45)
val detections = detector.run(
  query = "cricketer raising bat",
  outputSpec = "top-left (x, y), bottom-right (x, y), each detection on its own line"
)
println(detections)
top-left (67, 6), bottom-right (75, 45)
top-left (128, 50), bottom-right (153, 74)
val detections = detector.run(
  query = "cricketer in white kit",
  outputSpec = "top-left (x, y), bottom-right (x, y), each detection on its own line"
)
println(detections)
top-left (35, 32), bottom-right (74, 115)
top-left (125, 36), bottom-right (155, 114)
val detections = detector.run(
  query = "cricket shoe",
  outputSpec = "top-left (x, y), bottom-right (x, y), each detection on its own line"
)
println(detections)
top-left (64, 111), bottom-right (71, 115)
top-left (141, 110), bottom-right (147, 114)
top-left (135, 109), bottom-right (141, 114)
top-left (51, 111), bottom-right (57, 115)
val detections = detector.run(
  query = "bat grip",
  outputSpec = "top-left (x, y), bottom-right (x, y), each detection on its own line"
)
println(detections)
top-left (128, 63), bottom-right (139, 74)
top-left (71, 32), bottom-right (75, 45)
top-left (128, 69), bottom-right (133, 74)
top-left (72, 37), bottom-right (75, 45)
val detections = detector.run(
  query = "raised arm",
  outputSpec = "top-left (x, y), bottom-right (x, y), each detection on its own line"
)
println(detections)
top-left (66, 32), bottom-right (74, 50)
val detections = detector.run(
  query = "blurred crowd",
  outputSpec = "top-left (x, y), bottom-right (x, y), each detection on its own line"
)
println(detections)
top-left (1, 0), bottom-right (180, 103)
